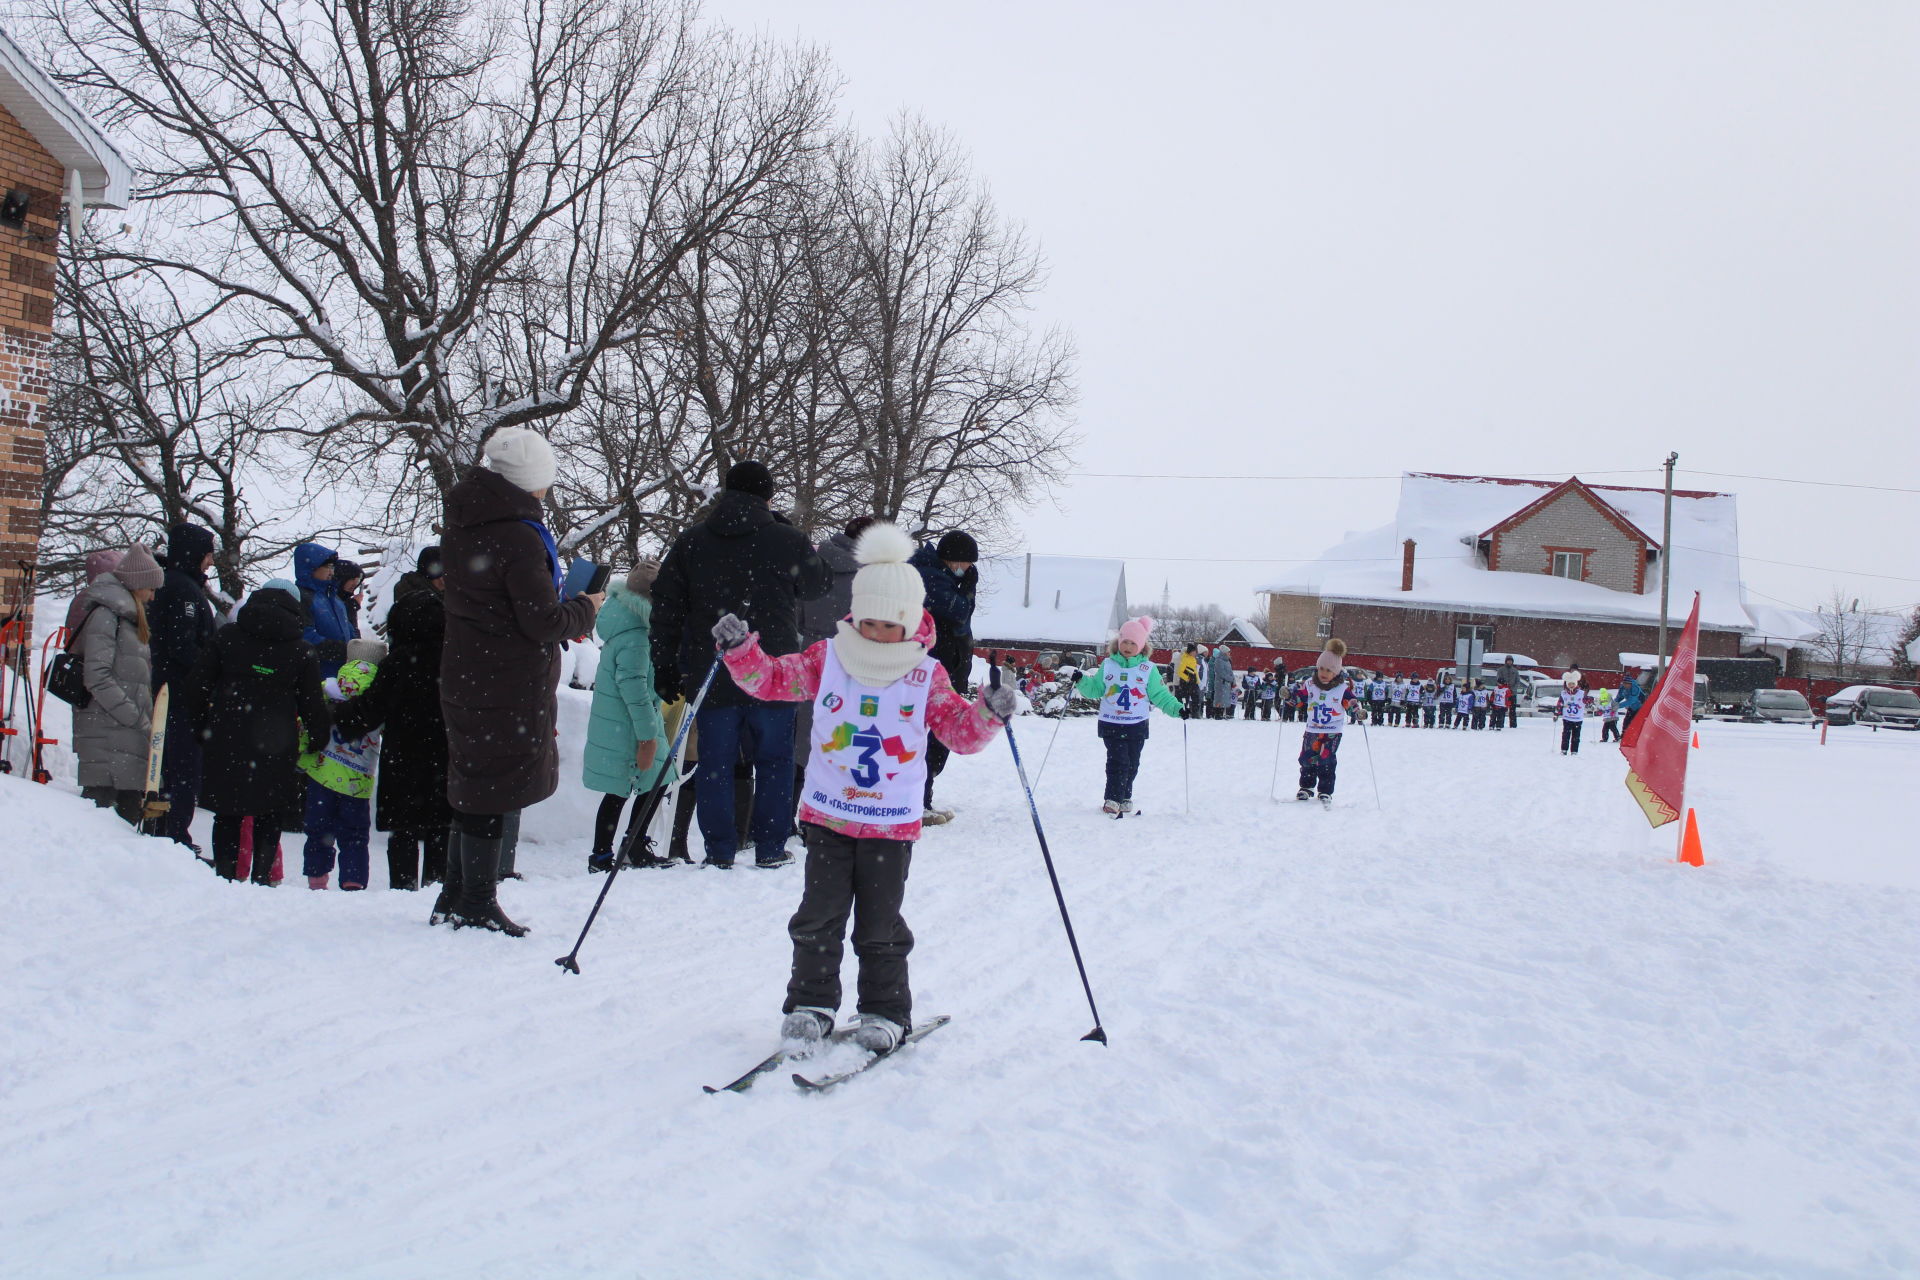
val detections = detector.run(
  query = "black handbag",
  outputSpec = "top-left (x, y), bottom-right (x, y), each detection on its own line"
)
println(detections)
top-left (46, 606), bottom-right (99, 709)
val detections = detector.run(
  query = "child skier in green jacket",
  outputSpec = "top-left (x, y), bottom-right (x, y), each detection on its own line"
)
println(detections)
top-left (300, 657), bottom-right (380, 890)
top-left (1075, 616), bottom-right (1184, 816)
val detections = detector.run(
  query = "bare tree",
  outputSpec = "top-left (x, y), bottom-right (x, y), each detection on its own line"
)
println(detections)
top-left (38, 0), bottom-right (835, 519)
top-left (1130, 601), bottom-right (1234, 651)
top-left (1808, 590), bottom-right (1878, 681)
top-left (827, 119), bottom-right (1076, 537)
top-left (38, 247), bottom-right (325, 598)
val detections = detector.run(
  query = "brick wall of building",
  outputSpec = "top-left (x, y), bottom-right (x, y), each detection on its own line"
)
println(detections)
top-left (0, 102), bottom-right (62, 636)
top-left (1491, 489), bottom-right (1646, 593)
top-left (1263, 591), bottom-right (1324, 649)
top-left (1320, 600), bottom-right (1741, 670)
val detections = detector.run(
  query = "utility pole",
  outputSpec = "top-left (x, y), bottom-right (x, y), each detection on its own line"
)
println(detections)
top-left (1657, 451), bottom-right (1678, 677)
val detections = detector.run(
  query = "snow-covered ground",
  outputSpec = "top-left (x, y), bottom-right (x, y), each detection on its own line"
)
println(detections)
top-left (4, 714), bottom-right (1917, 1279)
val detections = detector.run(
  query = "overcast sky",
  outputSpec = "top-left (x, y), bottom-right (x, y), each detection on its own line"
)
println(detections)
top-left (710, 0), bottom-right (1920, 622)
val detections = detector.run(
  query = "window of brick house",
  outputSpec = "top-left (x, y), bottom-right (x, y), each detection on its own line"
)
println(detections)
top-left (1550, 551), bottom-right (1585, 579)
top-left (1456, 623), bottom-right (1493, 648)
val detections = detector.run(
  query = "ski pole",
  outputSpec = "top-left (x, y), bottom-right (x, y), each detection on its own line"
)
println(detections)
top-left (1033, 709), bottom-right (1066, 787)
top-left (556, 648), bottom-right (725, 975)
top-left (1268, 718), bottom-right (1284, 801)
top-left (990, 667), bottom-right (1107, 1045)
top-left (1182, 713), bottom-right (1190, 814)
top-left (1357, 716), bottom-right (1382, 811)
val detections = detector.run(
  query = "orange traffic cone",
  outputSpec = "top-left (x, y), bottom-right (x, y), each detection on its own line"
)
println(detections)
top-left (1678, 808), bottom-right (1705, 867)
top-left (1691, 731), bottom-right (1701, 749)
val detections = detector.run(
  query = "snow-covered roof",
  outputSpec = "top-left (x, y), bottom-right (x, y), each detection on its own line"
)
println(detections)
top-left (1260, 472), bottom-right (1752, 632)
top-left (1217, 617), bottom-right (1270, 646)
top-left (0, 29), bottom-right (133, 208)
top-left (973, 554), bottom-right (1128, 647)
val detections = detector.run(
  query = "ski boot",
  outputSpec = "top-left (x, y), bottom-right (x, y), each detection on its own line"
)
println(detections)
top-left (851, 1014), bottom-right (905, 1055)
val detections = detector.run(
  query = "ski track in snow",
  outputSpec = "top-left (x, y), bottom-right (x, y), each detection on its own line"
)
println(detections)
top-left (3, 716), bottom-right (1917, 1279)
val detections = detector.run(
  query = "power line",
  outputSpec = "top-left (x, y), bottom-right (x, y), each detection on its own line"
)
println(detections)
top-left (1682, 470), bottom-right (1920, 495)
top-left (1068, 469), bottom-right (1655, 482)
top-left (1066, 466), bottom-right (1918, 495)
top-left (1672, 544), bottom-right (1920, 585)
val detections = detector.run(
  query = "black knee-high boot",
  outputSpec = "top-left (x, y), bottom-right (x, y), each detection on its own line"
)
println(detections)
top-left (451, 831), bottom-right (526, 937)
top-left (430, 827), bottom-right (462, 926)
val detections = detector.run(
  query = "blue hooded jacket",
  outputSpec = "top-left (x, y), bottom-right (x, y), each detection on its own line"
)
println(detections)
top-left (294, 542), bottom-right (354, 674)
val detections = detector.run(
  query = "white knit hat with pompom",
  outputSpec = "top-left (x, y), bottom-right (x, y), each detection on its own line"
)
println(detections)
top-left (848, 522), bottom-right (924, 630)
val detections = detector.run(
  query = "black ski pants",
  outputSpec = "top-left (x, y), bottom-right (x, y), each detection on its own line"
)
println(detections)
top-left (387, 825), bottom-right (448, 889)
top-left (1560, 721), bottom-right (1584, 753)
top-left (212, 813), bottom-right (283, 883)
top-left (787, 822), bottom-right (914, 1027)
top-left (1601, 718), bottom-right (1621, 743)
top-left (1098, 720), bottom-right (1149, 803)
top-left (1297, 731), bottom-right (1343, 797)
top-left (1488, 707), bottom-right (1504, 730)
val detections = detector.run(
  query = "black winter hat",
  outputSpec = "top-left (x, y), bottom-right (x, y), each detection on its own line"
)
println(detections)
top-left (936, 530), bottom-right (979, 563)
top-left (163, 523), bottom-right (216, 572)
top-left (723, 460), bottom-right (775, 501)
top-left (417, 545), bottom-right (444, 579)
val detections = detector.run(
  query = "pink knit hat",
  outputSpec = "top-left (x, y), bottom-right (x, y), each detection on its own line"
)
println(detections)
top-left (1117, 616), bottom-right (1153, 649)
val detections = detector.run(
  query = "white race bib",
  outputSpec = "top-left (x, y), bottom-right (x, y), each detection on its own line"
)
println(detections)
top-left (1302, 679), bottom-right (1353, 734)
top-left (802, 645), bottom-right (936, 826)
top-left (1096, 656), bottom-right (1152, 725)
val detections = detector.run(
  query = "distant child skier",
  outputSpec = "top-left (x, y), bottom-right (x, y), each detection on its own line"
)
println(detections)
top-left (1258, 672), bottom-right (1277, 720)
top-left (710, 522), bottom-right (1017, 1055)
top-left (1437, 678), bottom-right (1456, 728)
top-left (299, 657), bottom-right (381, 890)
top-left (1075, 616), bottom-right (1184, 815)
top-left (1597, 687), bottom-right (1621, 742)
top-left (1470, 681), bottom-right (1490, 730)
top-left (1555, 671), bottom-right (1590, 755)
top-left (1421, 679), bottom-right (1438, 727)
top-left (1365, 675), bottom-right (1387, 725)
top-left (1295, 639), bottom-right (1360, 804)
top-left (1489, 681), bottom-right (1509, 731)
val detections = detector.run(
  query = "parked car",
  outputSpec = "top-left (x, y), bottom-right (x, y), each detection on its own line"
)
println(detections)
top-left (1741, 688), bottom-right (1814, 725)
top-left (1823, 685), bottom-right (1920, 730)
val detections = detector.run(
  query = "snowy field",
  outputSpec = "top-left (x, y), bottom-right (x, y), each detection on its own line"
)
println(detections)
top-left (4, 711), bottom-right (1918, 1279)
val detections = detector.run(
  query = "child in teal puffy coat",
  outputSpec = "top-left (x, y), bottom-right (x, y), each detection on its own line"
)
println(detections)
top-left (582, 563), bottom-right (672, 871)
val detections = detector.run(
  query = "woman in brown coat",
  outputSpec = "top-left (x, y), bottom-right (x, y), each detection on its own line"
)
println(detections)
top-left (434, 428), bottom-right (600, 935)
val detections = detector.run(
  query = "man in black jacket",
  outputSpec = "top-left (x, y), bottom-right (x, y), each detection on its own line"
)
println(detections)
top-left (150, 524), bottom-right (218, 850)
top-left (652, 461), bottom-right (831, 868)
top-left (910, 531), bottom-right (979, 823)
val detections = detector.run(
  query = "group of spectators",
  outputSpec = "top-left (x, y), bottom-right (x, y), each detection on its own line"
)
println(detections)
top-left (60, 432), bottom-right (984, 938)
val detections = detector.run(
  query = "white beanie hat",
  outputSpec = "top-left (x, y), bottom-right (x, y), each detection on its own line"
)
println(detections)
top-left (848, 522), bottom-right (924, 630)
top-left (482, 426), bottom-right (557, 494)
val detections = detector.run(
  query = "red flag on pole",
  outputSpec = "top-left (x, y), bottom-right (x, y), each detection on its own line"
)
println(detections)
top-left (1620, 592), bottom-right (1701, 828)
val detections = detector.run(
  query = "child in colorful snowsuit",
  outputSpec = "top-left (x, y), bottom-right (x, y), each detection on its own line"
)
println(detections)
top-left (1556, 672), bottom-right (1589, 754)
top-left (1489, 682), bottom-right (1509, 730)
top-left (1076, 616), bottom-right (1184, 815)
top-left (1295, 639), bottom-right (1360, 801)
top-left (713, 523), bottom-right (1016, 1055)
top-left (300, 658), bottom-right (381, 890)
top-left (1597, 688), bottom-right (1620, 742)
top-left (1258, 674), bottom-right (1277, 720)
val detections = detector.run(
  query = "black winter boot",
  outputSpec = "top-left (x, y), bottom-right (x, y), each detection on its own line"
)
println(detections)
top-left (450, 832), bottom-right (527, 937)
top-left (429, 830), bottom-right (462, 926)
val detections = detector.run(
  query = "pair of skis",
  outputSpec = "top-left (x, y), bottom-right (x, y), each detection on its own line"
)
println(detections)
top-left (704, 1016), bottom-right (951, 1094)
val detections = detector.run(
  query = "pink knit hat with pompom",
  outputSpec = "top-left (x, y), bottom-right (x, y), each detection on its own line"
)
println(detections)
top-left (1118, 616), bottom-right (1154, 649)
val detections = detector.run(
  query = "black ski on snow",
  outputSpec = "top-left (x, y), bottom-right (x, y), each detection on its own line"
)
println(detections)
top-left (792, 1015), bottom-right (952, 1092)
top-left (703, 1027), bottom-right (856, 1094)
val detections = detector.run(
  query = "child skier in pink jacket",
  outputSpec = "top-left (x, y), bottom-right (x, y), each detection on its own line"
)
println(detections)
top-left (711, 522), bottom-right (1016, 1054)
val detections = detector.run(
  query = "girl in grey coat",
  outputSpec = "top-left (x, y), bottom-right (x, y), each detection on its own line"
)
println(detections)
top-left (73, 544), bottom-right (165, 825)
